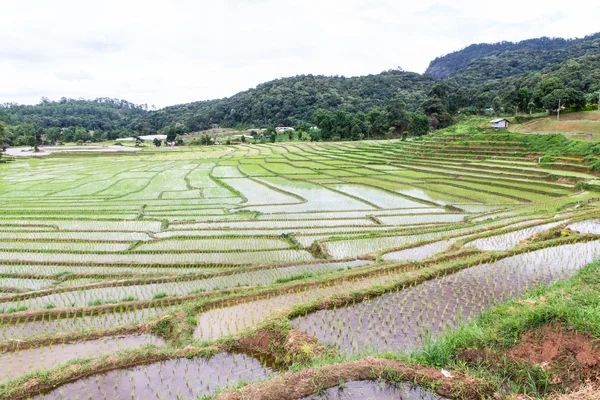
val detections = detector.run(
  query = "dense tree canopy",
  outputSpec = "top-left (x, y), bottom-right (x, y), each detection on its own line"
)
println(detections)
top-left (426, 33), bottom-right (600, 80)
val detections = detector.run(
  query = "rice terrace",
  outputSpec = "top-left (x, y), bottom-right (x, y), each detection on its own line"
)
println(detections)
top-left (1, 125), bottom-right (600, 399)
top-left (3, 8), bottom-right (600, 398)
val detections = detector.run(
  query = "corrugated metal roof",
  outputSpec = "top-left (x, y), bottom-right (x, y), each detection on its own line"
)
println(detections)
top-left (490, 118), bottom-right (508, 123)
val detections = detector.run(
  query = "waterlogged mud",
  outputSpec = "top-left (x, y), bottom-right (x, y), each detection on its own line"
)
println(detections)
top-left (381, 238), bottom-right (461, 262)
top-left (568, 219), bottom-right (600, 234)
top-left (294, 241), bottom-right (600, 353)
top-left (35, 353), bottom-right (274, 400)
top-left (299, 380), bottom-right (446, 400)
top-left (0, 334), bottom-right (166, 383)
top-left (0, 278), bottom-right (54, 291)
top-left (0, 260), bottom-right (371, 311)
top-left (466, 221), bottom-right (564, 251)
top-left (194, 272), bottom-right (397, 341)
top-left (0, 307), bottom-right (170, 341)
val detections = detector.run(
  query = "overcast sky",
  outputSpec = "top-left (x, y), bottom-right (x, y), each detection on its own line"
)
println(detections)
top-left (1, 0), bottom-right (599, 109)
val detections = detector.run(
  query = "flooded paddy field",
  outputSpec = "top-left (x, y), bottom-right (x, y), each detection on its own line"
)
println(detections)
top-left (0, 334), bottom-right (166, 383)
top-left (34, 353), bottom-right (274, 400)
top-left (293, 241), bottom-right (600, 353)
top-left (1, 137), bottom-right (600, 398)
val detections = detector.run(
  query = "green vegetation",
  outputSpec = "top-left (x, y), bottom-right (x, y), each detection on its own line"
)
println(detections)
top-left (0, 126), bottom-right (600, 398)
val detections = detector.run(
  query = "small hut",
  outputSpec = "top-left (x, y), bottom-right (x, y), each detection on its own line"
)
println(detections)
top-left (490, 118), bottom-right (509, 129)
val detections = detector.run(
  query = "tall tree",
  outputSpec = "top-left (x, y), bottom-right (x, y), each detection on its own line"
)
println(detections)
top-left (386, 99), bottom-right (409, 136)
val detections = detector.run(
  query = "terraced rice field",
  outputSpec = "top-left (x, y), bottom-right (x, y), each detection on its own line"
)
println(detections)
top-left (2, 134), bottom-right (600, 399)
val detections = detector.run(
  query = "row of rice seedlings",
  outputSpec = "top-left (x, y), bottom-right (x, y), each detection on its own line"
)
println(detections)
top-left (413, 183), bottom-right (520, 204)
top-left (55, 277), bottom-right (119, 287)
top-left (328, 184), bottom-right (430, 209)
top-left (0, 263), bottom-right (230, 276)
top-left (0, 231), bottom-right (152, 241)
top-left (0, 334), bottom-right (166, 384)
top-left (144, 208), bottom-right (226, 216)
top-left (465, 221), bottom-right (565, 251)
top-left (324, 229), bottom-right (467, 259)
top-left (0, 220), bottom-right (163, 232)
top-left (0, 241), bottom-right (132, 252)
top-left (381, 238), bottom-right (462, 262)
top-left (0, 306), bottom-right (171, 341)
top-left (0, 278), bottom-right (55, 291)
top-left (0, 261), bottom-right (370, 311)
top-left (220, 177), bottom-right (300, 204)
top-left (156, 226), bottom-right (395, 239)
top-left (37, 352), bottom-right (274, 400)
top-left (0, 226), bottom-right (57, 232)
top-left (255, 208), bottom-right (446, 220)
top-left (0, 249), bottom-right (315, 264)
top-left (193, 270), bottom-right (398, 341)
top-left (377, 214), bottom-right (467, 225)
top-left (119, 169), bottom-right (191, 200)
top-left (134, 237), bottom-right (291, 252)
top-left (567, 219), bottom-right (600, 234)
top-left (171, 218), bottom-right (377, 230)
top-left (293, 240), bottom-right (600, 353)
top-left (249, 177), bottom-right (375, 212)
top-left (212, 166), bottom-right (246, 178)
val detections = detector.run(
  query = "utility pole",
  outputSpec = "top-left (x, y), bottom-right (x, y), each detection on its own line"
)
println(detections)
top-left (557, 99), bottom-right (561, 121)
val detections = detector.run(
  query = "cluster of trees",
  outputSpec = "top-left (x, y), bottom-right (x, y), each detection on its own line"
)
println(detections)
top-left (443, 55), bottom-right (600, 114)
top-left (0, 98), bottom-right (152, 147)
top-left (311, 99), bottom-right (430, 141)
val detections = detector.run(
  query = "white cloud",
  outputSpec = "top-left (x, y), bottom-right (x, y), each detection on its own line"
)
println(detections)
top-left (0, 0), bottom-right (598, 107)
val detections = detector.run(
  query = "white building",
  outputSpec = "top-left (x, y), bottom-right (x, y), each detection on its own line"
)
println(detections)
top-left (275, 127), bottom-right (294, 133)
top-left (115, 135), bottom-right (167, 142)
top-left (490, 118), bottom-right (509, 129)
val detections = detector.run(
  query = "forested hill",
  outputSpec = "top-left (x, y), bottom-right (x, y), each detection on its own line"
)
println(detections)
top-left (0, 98), bottom-right (148, 139)
top-left (426, 33), bottom-right (600, 80)
top-left (149, 71), bottom-right (434, 131)
top-left (1, 32), bottom-right (600, 143)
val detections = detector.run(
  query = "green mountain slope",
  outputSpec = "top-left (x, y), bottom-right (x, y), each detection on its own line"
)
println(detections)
top-left (148, 71), bottom-right (434, 131)
top-left (426, 33), bottom-right (600, 81)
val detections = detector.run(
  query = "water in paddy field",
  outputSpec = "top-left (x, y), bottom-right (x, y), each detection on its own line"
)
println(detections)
top-left (465, 221), bottom-right (564, 251)
top-left (0, 260), bottom-right (371, 312)
top-left (293, 241), bottom-right (600, 354)
top-left (568, 219), bottom-right (600, 234)
top-left (0, 334), bottom-right (165, 384)
top-left (299, 380), bottom-right (447, 399)
top-left (34, 353), bottom-right (275, 400)
top-left (193, 270), bottom-right (399, 341)
top-left (0, 307), bottom-right (171, 341)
